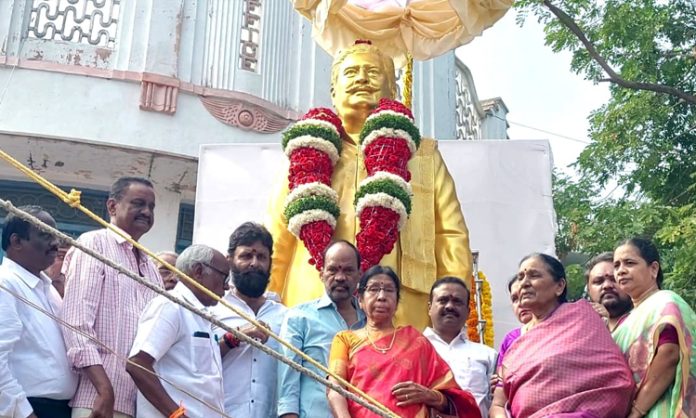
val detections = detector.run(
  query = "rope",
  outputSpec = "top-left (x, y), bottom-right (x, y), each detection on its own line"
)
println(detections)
top-left (403, 53), bottom-right (414, 109)
top-left (0, 282), bottom-right (232, 418)
top-left (0, 148), bottom-right (397, 417)
top-left (0, 198), bottom-right (396, 418)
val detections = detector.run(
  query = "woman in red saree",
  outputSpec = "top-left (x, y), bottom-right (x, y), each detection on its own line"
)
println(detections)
top-left (327, 265), bottom-right (480, 418)
top-left (490, 253), bottom-right (635, 418)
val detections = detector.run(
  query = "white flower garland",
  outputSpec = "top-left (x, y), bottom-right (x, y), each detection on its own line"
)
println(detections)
top-left (284, 135), bottom-right (340, 165)
top-left (355, 192), bottom-right (408, 229)
top-left (361, 127), bottom-right (417, 155)
top-left (292, 119), bottom-right (341, 137)
top-left (366, 109), bottom-right (414, 123)
top-left (285, 182), bottom-right (338, 207)
top-left (358, 171), bottom-right (413, 197)
top-left (287, 209), bottom-right (338, 236)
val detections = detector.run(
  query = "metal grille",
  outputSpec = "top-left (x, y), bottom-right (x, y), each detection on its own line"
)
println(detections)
top-left (175, 204), bottom-right (195, 254)
top-left (28, 0), bottom-right (121, 48)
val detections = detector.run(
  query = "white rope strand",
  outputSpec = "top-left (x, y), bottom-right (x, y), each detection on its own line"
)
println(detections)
top-left (0, 198), bottom-right (394, 418)
top-left (0, 282), bottom-right (233, 418)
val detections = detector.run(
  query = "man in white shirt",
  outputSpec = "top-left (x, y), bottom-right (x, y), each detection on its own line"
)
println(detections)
top-left (126, 244), bottom-right (229, 417)
top-left (212, 222), bottom-right (287, 418)
top-left (425, 276), bottom-right (497, 418)
top-left (0, 205), bottom-right (78, 418)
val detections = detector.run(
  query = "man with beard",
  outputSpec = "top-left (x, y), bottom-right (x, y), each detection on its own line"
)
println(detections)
top-left (585, 252), bottom-right (633, 332)
top-left (0, 206), bottom-right (77, 418)
top-left (425, 276), bottom-right (497, 418)
top-left (277, 240), bottom-right (366, 418)
top-left (211, 222), bottom-right (287, 418)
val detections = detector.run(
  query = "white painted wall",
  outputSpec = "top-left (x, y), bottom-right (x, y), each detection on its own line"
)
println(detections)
top-left (194, 140), bottom-right (556, 346)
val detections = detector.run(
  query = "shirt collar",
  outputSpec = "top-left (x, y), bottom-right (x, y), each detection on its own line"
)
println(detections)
top-left (106, 224), bottom-right (134, 245)
top-left (1, 257), bottom-right (51, 289)
top-left (317, 292), bottom-right (365, 321)
top-left (225, 288), bottom-right (274, 310)
top-left (424, 326), bottom-right (468, 345)
top-left (172, 281), bottom-right (207, 311)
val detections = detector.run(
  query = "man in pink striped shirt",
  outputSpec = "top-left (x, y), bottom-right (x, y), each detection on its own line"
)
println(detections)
top-left (61, 177), bottom-right (163, 418)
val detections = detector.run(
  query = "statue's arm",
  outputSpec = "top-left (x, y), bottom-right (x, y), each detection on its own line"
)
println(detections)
top-left (432, 144), bottom-right (473, 281)
top-left (265, 176), bottom-right (296, 296)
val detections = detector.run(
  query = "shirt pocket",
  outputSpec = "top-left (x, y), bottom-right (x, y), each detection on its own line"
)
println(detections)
top-left (191, 336), bottom-right (215, 375)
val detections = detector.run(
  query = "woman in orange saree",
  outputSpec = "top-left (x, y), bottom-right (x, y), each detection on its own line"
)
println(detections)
top-left (327, 266), bottom-right (480, 418)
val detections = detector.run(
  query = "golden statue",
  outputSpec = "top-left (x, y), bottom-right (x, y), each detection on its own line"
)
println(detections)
top-left (266, 42), bottom-right (472, 330)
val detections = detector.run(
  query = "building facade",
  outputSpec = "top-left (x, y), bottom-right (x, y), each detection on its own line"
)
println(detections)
top-left (0, 0), bottom-right (507, 253)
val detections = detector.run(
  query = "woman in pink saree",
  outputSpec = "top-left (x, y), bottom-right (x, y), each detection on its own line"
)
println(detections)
top-left (327, 266), bottom-right (480, 418)
top-left (489, 253), bottom-right (635, 418)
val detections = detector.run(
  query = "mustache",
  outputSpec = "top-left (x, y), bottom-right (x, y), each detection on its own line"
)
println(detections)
top-left (440, 309), bottom-right (459, 317)
top-left (600, 290), bottom-right (618, 299)
top-left (347, 85), bottom-right (379, 94)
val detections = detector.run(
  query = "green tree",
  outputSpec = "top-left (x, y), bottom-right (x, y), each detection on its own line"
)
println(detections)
top-left (522, 0), bottom-right (696, 306)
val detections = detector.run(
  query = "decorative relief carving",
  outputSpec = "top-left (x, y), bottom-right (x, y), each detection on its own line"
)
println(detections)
top-left (455, 66), bottom-right (481, 141)
top-left (28, 0), bottom-right (121, 48)
top-left (200, 96), bottom-right (292, 133)
top-left (239, 0), bottom-right (262, 72)
top-left (140, 81), bottom-right (179, 115)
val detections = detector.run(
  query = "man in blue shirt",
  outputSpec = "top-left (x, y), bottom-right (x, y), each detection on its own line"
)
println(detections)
top-left (277, 240), bottom-right (365, 418)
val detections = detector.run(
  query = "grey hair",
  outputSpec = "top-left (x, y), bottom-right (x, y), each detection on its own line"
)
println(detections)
top-left (175, 245), bottom-right (214, 275)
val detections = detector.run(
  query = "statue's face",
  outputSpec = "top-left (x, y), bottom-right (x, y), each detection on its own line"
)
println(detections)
top-left (332, 51), bottom-right (393, 114)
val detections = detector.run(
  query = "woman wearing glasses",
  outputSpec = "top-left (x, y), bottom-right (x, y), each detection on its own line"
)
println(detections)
top-left (326, 265), bottom-right (480, 418)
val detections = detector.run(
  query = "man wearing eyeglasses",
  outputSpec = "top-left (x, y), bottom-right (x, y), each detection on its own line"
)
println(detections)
top-left (127, 244), bottom-right (228, 418)
top-left (211, 222), bottom-right (287, 418)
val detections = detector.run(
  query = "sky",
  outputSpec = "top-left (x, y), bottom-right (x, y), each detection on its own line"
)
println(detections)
top-left (456, 10), bottom-right (610, 173)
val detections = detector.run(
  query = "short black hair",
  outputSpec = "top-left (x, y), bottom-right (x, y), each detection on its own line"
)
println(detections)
top-left (322, 240), bottom-right (361, 271)
top-left (519, 253), bottom-right (568, 303)
top-left (109, 177), bottom-right (154, 201)
top-left (228, 222), bottom-right (273, 257)
top-left (584, 252), bottom-right (613, 283)
top-left (357, 265), bottom-right (401, 302)
top-left (619, 237), bottom-right (663, 288)
top-left (2, 205), bottom-right (46, 251)
top-left (429, 276), bottom-right (469, 304)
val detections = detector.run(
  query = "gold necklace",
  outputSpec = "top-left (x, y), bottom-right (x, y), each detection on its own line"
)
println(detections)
top-left (366, 327), bottom-right (397, 354)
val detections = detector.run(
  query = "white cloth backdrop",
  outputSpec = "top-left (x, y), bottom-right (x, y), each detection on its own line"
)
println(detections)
top-left (194, 140), bottom-right (556, 346)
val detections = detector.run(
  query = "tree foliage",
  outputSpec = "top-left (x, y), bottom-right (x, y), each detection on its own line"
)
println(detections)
top-left (519, 0), bottom-right (696, 306)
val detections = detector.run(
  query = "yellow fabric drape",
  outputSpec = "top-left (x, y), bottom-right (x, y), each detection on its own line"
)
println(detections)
top-left (292, 0), bottom-right (513, 66)
top-left (266, 138), bottom-right (472, 330)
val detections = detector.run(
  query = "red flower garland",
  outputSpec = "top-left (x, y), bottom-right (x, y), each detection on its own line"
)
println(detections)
top-left (284, 108), bottom-right (344, 270)
top-left (363, 137), bottom-right (413, 181)
top-left (356, 99), bottom-right (418, 271)
top-left (357, 206), bottom-right (402, 271)
top-left (288, 148), bottom-right (333, 189)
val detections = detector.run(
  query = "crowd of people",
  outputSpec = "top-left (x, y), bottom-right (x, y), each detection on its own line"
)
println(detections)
top-left (0, 175), bottom-right (694, 418)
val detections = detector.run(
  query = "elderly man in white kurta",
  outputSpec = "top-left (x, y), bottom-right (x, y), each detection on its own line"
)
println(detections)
top-left (127, 245), bottom-right (229, 418)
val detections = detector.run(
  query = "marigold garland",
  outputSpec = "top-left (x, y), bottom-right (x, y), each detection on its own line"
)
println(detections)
top-left (466, 270), bottom-right (495, 347)
top-left (466, 274), bottom-right (481, 343)
top-left (480, 271), bottom-right (495, 347)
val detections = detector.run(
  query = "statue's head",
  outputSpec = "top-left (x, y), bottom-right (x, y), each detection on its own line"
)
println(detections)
top-left (331, 41), bottom-right (397, 116)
